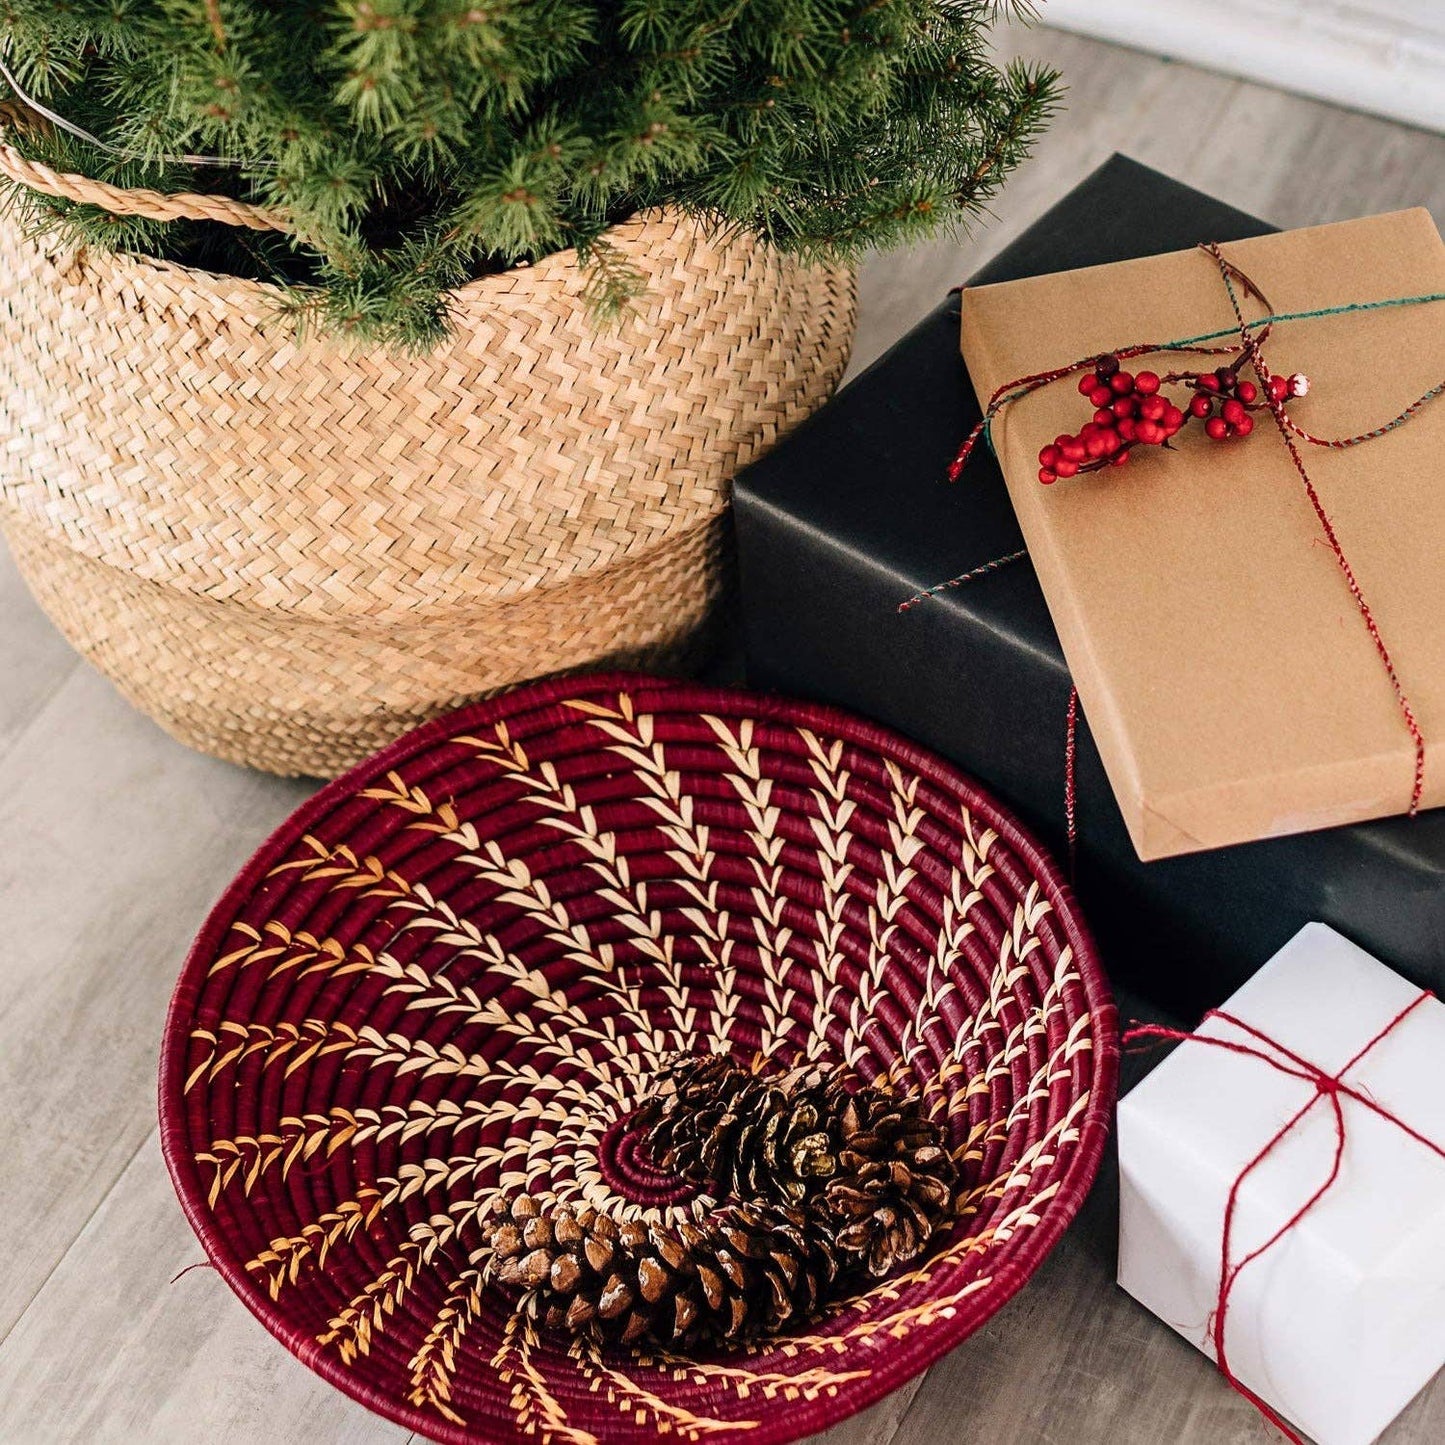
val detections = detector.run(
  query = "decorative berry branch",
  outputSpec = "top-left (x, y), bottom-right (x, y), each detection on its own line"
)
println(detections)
top-left (1036, 353), bottom-right (1310, 485)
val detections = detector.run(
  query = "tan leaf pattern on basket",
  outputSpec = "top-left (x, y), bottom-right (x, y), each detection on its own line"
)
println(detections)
top-left (569, 1333), bottom-right (755, 1439)
top-left (319, 1242), bottom-right (425, 1364)
top-left (409, 1269), bottom-right (485, 1425)
top-left (166, 681), bottom-right (1114, 1444)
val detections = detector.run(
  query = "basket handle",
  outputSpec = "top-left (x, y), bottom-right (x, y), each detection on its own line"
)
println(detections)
top-left (0, 104), bottom-right (290, 232)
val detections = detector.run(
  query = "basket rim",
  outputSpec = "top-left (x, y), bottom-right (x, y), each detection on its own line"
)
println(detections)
top-left (7, 203), bottom-right (699, 310)
top-left (157, 671), bottom-right (1119, 1444)
top-left (0, 101), bottom-right (747, 298)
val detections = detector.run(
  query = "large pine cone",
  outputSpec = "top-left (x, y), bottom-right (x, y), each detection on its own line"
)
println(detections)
top-left (643, 1056), bottom-right (843, 1206)
top-left (817, 1088), bottom-right (957, 1277)
top-left (485, 1193), bottom-right (839, 1347)
top-left (647, 1055), bottom-right (955, 1275)
top-left (482, 1055), bottom-right (957, 1349)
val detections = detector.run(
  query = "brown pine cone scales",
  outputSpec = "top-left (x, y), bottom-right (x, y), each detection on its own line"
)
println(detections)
top-left (822, 1092), bottom-right (956, 1277)
top-left (643, 1056), bottom-right (844, 1206)
top-left (650, 1056), bottom-right (956, 1278)
top-left (485, 1192), bottom-right (840, 1347)
top-left (482, 1056), bottom-right (958, 1349)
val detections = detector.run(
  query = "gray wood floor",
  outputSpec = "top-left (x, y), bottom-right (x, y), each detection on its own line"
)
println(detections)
top-left (2, 22), bottom-right (1444, 1445)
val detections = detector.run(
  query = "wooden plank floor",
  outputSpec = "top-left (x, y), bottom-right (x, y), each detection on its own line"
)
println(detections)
top-left (2, 22), bottom-right (1444, 1444)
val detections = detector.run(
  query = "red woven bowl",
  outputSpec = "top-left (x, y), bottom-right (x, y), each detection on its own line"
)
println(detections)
top-left (160, 674), bottom-right (1117, 1443)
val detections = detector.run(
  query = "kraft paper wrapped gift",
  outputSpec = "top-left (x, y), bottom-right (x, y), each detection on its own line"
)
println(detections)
top-left (959, 209), bottom-right (1445, 860)
top-left (1118, 923), bottom-right (1445, 1445)
top-left (735, 156), bottom-right (1445, 1019)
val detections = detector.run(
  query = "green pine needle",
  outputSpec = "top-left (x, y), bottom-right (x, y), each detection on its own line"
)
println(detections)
top-left (0, 0), bottom-right (1058, 348)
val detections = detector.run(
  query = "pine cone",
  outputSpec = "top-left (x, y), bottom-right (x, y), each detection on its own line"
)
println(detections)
top-left (485, 1056), bottom-right (958, 1349)
top-left (649, 1059), bottom-right (956, 1281)
top-left (817, 1089), bottom-right (957, 1278)
top-left (483, 1192), bottom-right (838, 1347)
top-left (644, 1056), bottom-right (841, 1206)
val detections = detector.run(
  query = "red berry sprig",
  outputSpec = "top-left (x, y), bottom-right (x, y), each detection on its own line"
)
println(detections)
top-left (1037, 353), bottom-right (1309, 484)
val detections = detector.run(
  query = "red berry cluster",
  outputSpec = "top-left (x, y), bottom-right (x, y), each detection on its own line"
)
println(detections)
top-left (1036, 353), bottom-right (1310, 485)
top-left (1038, 356), bottom-right (1182, 483)
top-left (1187, 366), bottom-right (1259, 441)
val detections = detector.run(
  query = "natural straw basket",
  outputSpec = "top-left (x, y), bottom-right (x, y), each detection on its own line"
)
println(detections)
top-left (0, 117), bottom-right (855, 777)
top-left (160, 673), bottom-right (1117, 1445)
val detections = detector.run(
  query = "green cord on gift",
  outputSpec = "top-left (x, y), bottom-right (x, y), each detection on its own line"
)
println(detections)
top-left (975, 289), bottom-right (1445, 457)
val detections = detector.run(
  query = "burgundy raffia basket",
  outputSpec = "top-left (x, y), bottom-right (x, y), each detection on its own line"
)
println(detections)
top-left (160, 674), bottom-right (1117, 1443)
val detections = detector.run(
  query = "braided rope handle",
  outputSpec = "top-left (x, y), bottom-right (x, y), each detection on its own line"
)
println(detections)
top-left (0, 108), bottom-right (289, 232)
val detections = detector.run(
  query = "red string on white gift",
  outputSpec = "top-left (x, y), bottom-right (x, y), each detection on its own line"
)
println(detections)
top-left (1125, 993), bottom-right (1444, 1443)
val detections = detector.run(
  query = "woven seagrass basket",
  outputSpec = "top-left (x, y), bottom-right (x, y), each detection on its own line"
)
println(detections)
top-left (161, 673), bottom-right (1117, 1445)
top-left (0, 126), bottom-right (855, 777)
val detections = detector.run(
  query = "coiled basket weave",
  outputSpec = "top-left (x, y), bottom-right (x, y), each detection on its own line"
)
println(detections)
top-left (160, 674), bottom-right (1117, 1444)
top-left (0, 166), bottom-right (854, 776)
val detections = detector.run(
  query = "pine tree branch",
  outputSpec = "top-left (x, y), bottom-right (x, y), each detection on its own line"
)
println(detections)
top-left (956, 68), bottom-right (1056, 204)
top-left (0, 0), bottom-right (1055, 346)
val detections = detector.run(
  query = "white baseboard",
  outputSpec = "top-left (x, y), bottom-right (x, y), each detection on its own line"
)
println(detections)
top-left (1038, 0), bottom-right (1445, 133)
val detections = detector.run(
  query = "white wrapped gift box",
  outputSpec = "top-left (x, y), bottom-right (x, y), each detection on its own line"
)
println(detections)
top-left (1118, 923), bottom-right (1445, 1445)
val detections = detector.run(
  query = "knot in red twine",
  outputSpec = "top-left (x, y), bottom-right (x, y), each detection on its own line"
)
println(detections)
top-left (1124, 992), bottom-right (1443, 1443)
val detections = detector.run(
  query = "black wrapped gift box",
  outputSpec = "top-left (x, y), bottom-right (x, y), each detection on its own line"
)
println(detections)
top-left (734, 154), bottom-right (1445, 1020)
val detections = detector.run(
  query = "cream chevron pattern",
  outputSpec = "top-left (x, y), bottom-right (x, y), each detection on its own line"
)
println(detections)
top-left (161, 676), bottom-right (1117, 1444)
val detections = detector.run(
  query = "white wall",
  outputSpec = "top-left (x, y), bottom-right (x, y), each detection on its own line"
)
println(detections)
top-left (1039, 0), bottom-right (1445, 132)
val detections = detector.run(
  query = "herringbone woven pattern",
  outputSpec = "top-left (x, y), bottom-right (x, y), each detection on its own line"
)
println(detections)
top-left (161, 674), bottom-right (1118, 1445)
top-left (0, 212), bottom-right (854, 775)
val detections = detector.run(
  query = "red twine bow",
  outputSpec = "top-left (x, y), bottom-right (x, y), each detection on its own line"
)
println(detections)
top-left (1124, 992), bottom-right (1443, 1442)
